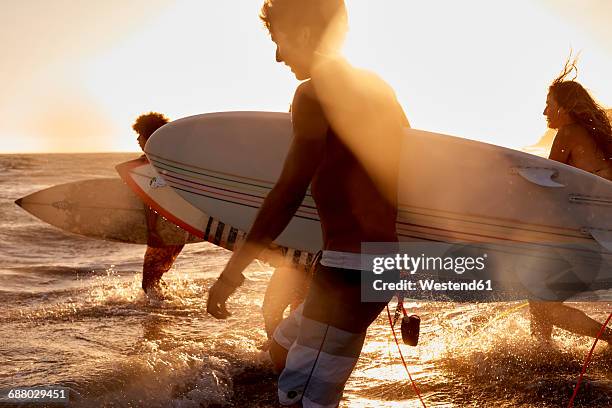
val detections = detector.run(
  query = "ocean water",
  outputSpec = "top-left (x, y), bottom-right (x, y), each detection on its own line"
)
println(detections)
top-left (0, 153), bottom-right (611, 408)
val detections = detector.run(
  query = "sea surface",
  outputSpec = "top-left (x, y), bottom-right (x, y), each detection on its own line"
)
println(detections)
top-left (0, 153), bottom-right (611, 407)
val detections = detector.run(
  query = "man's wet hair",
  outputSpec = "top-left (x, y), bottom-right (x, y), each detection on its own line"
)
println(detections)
top-left (132, 112), bottom-right (170, 140)
top-left (260, 0), bottom-right (348, 48)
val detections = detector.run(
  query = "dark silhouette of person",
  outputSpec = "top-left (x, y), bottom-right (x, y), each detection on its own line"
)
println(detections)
top-left (132, 112), bottom-right (184, 299)
top-left (206, 1), bottom-right (409, 405)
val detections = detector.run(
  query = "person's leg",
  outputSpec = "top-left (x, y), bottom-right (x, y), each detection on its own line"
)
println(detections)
top-left (277, 265), bottom-right (388, 407)
top-left (142, 244), bottom-right (184, 293)
top-left (264, 266), bottom-right (298, 338)
top-left (535, 302), bottom-right (612, 342)
top-left (529, 300), bottom-right (553, 340)
top-left (263, 265), bottom-right (312, 339)
top-left (271, 303), bottom-right (305, 373)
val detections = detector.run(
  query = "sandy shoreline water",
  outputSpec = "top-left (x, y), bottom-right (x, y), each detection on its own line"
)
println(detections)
top-left (1, 153), bottom-right (611, 407)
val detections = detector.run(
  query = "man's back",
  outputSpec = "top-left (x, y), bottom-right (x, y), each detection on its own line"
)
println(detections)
top-left (297, 60), bottom-right (408, 252)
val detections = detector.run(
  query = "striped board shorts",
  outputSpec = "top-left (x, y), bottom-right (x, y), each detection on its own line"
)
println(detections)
top-left (273, 264), bottom-right (392, 407)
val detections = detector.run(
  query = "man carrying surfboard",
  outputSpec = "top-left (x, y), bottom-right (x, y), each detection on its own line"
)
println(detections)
top-left (207, 1), bottom-right (409, 406)
top-left (132, 112), bottom-right (185, 299)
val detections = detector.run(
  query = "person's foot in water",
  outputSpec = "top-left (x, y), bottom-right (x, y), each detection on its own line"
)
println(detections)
top-left (143, 278), bottom-right (170, 300)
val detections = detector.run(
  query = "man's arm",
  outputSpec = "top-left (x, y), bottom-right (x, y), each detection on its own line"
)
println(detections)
top-left (207, 82), bottom-right (328, 317)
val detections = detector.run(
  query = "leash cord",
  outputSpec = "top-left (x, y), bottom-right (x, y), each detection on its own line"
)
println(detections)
top-left (567, 312), bottom-right (612, 408)
top-left (386, 304), bottom-right (427, 408)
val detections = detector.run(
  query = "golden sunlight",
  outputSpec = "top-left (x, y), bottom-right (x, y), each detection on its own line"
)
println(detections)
top-left (0, 0), bottom-right (610, 153)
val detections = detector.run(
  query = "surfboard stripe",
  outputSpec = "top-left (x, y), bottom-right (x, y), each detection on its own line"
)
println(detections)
top-left (397, 212), bottom-right (585, 240)
top-left (569, 194), bottom-right (612, 206)
top-left (157, 162), bottom-right (590, 244)
top-left (396, 219), bottom-right (590, 243)
top-left (148, 154), bottom-right (277, 188)
top-left (168, 184), bottom-right (321, 222)
top-left (169, 178), bottom-right (591, 247)
top-left (170, 178), bottom-right (596, 248)
top-left (133, 164), bottom-right (587, 242)
top-left (396, 225), bottom-right (609, 260)
top-left (151, 157), bottom-right (315, 206)
top-left (203, 217), bottom-right (214, 241)
top-left (227, 227), bottom-right (238, 251)
top-left (20, 201), bottom-right (143, 212)
top-left (153, 160), bottom-right (272, 198)
top-left (395, 229), bottom-right (592, 253)
top-left (160, 170), bottom-right (319, 213)
top-left (152, 153), bottom-right (593, 241)
top-left (153, 156), bottom-right (314, 206)
top-left (397, 206), bottom-right (584, 236)
top-left (162, 178), bottom-right (597, 252)
top-left (158, 167), bottom-right (319, 217)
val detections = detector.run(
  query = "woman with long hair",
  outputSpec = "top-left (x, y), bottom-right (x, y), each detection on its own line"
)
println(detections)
top-left (529, 59), bottom-right (612, 344)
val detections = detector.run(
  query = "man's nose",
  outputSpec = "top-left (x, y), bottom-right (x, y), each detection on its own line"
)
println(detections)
top-left (275, 47), bottom-right (282, 63)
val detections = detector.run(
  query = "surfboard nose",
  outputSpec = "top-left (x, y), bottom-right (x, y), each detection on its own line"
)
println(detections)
top-left (14, 198), bottom-right (23, 207)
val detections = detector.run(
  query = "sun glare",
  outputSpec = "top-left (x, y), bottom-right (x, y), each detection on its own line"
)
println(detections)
top-left (0, 0), bottom-right (610, 153)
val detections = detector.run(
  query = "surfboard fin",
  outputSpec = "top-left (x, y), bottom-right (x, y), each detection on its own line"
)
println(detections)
top-left (586, 228), bottom-right (612, 252)
top-left (513, 167), bottom-right (565, 188)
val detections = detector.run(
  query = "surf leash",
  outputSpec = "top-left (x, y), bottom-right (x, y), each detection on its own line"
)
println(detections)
top-left (386, 302), bottom-right (427, 408)
top-left (567, 311), bottom-right (612, 408)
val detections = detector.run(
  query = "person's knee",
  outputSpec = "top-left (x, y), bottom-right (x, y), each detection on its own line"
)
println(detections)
top-left (269, 339), bottom-right (289, 374)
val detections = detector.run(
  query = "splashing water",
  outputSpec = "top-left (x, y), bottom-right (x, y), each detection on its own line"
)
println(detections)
top-left (1, 154), bottom-right (611, 407)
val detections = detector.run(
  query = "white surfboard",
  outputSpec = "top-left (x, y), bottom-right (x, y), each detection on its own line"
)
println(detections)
top-left (15, 178), bottom-right (201, 245)
top-left (144, 112), bottom-right (612, 299)
top-left (145, 112), bottom-right (612, 250)
top-left (115, 158), bottom-right (315, 267)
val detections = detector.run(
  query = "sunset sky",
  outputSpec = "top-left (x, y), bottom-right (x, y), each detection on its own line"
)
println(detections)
top-left (0, 0), bottom-right (611, 153)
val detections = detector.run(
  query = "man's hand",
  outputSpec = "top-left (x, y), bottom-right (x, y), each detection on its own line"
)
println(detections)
top-left (206, 272), bottom-right (245, 319)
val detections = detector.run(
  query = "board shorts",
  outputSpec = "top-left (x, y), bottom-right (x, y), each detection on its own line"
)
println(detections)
top-left (272, 263), bottom-right (392, 407)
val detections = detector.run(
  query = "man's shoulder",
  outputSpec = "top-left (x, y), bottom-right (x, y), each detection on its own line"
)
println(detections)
top-left (358, 68), bottom-right (396, 100)
top-left (291, 80), bottom-right (329, 140)
top-left (292, 80), bottom-right (324, 115)
top-left (294, 80), bottom-right (317, 101)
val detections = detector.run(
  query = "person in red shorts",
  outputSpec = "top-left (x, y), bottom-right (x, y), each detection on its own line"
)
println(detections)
top-left (132, 112), bottom-right (184, 299)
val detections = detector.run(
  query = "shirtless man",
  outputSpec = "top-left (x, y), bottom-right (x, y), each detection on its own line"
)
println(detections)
top-left (206, 1), bottom-right (408, 405)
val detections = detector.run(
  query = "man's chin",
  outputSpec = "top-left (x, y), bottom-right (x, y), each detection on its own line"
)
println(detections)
top-left (292, 69), bottom-right (310, 81)
top-left (295, 74), bottom-right (311, 81)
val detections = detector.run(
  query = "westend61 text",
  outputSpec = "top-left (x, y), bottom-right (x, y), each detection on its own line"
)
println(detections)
top-left (373, 279), bottom-right (493, 291)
